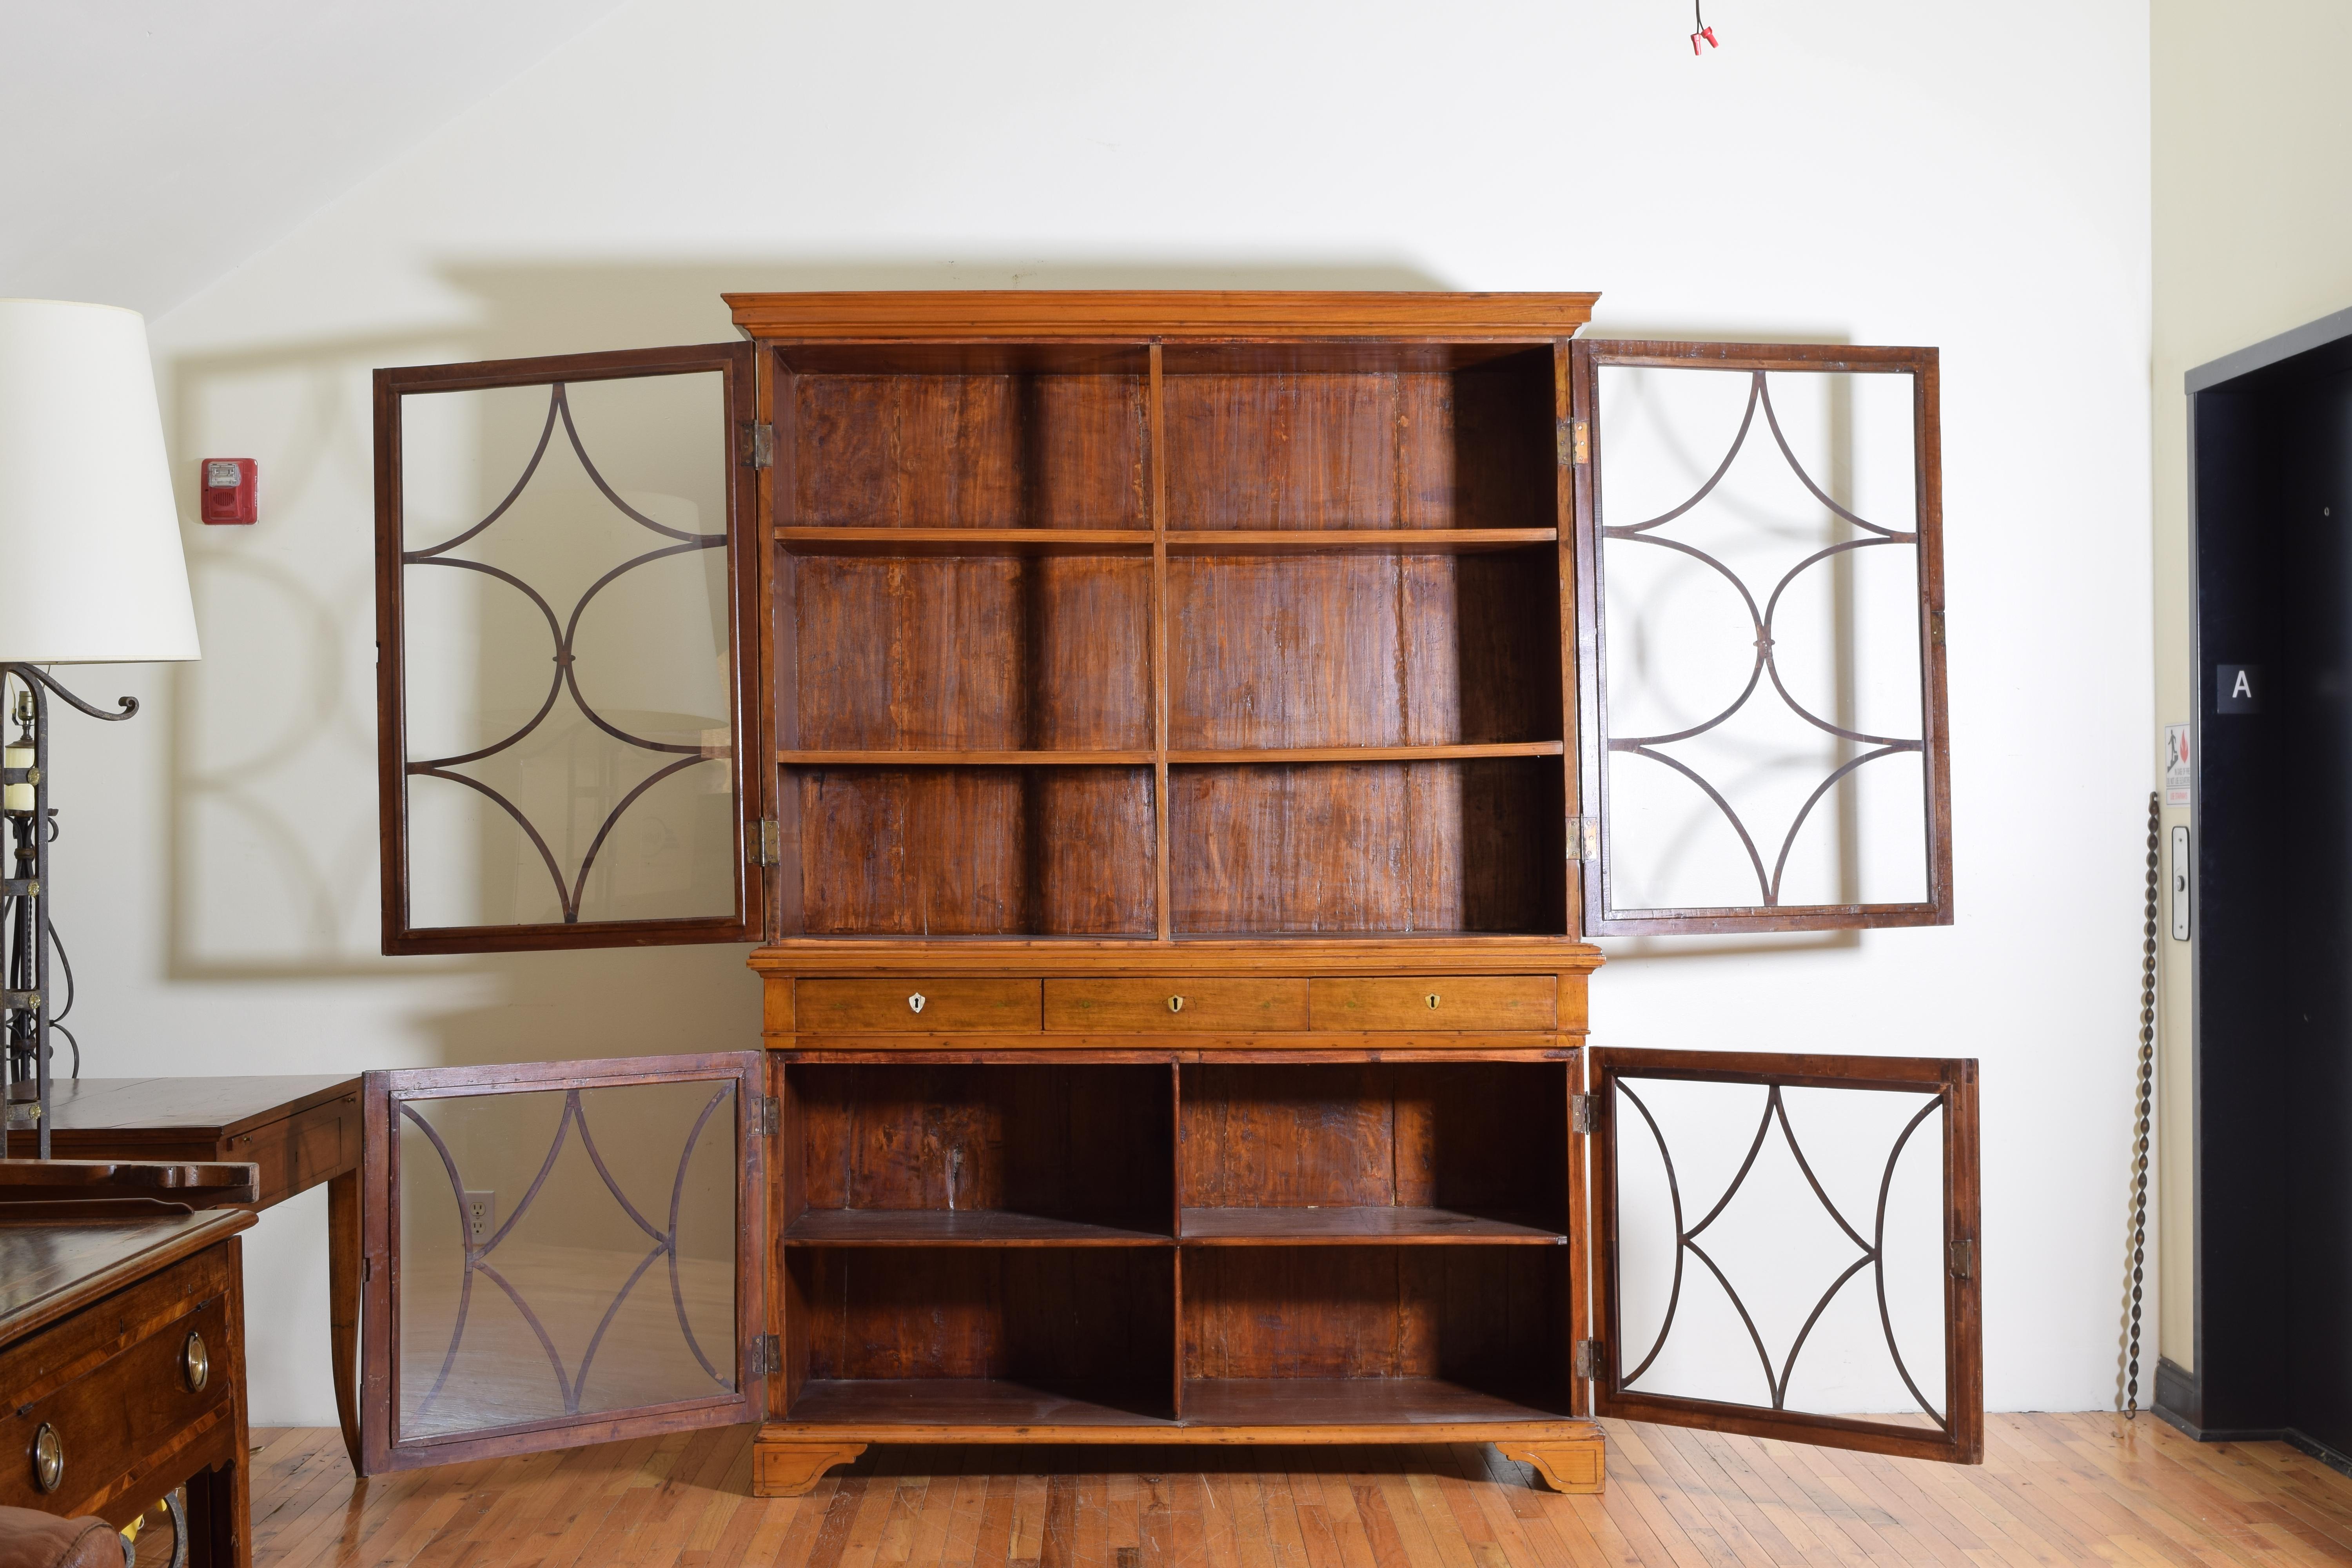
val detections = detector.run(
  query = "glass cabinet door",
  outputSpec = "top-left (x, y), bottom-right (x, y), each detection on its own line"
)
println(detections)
top-left (1586, 1046), bottom-right (1981, 1463)
top-left (375, 343), bottom-right (767, 953)
top-left (1571, 341), bottom-right (1951, 935)
top-left (358, 1052), bottom-right (769, 1472)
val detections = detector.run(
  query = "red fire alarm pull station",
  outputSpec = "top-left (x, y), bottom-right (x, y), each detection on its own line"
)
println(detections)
top-left (200, 457), bottom-right (256, 524)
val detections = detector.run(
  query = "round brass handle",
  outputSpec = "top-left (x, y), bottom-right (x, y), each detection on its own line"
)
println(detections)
top-left (183, 1329), bottom-right (209, 1392)
top-left (1168, 995), bottom-right (1185, 1014)
top-left (908, 992), bottom-right (926, 1015)
top-left (31, 1421), bottom-right (62, 1494)
top-left (1426, 994), bottom-right (1441, 1009)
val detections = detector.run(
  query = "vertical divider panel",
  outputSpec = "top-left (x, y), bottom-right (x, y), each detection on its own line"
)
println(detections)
top-left (1169, 1059), bottom-right (1185, 1418)
top-left (769, 355), bottom-right (805, 935)
top-left (1557, 343), bottom-right (1588, 940)
top-left (772, 1051), bottom-right (802, 1418)
top-left (1149, 344), bottom-right (1174, 942)
top-left (1566, 1036), bottom-right (1591, 1417)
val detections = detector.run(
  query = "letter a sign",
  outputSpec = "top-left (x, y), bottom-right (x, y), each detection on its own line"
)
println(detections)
top-left (2216, 664), bottom-right (2262, 714)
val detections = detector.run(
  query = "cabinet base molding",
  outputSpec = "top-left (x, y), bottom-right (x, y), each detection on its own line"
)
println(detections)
top-left (1496, 1427), bottom-right (1607, 1494)
top-left (750, 1439), bottom-right (867, 1498)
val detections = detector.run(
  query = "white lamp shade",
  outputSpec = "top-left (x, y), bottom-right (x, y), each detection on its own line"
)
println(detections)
top-left (0, 300), bottom-right (199, 663)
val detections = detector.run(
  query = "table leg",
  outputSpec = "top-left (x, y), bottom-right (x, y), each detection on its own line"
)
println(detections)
top-left (328, 1167), bottom-right (363, 1477)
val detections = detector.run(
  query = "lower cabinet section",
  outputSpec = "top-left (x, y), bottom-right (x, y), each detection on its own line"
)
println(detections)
top-left (760, 1051), bottom-right (1599, 1497)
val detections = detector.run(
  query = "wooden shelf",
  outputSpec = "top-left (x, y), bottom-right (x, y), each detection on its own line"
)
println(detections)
top-left (1180, 1377), bottom-right (1572, 1426)
top-left (779, 750), bottom-right (1154, 767)
top-left (789, 1379), bottom-right (1172, 1427)
top-left (782, 1209), bottom-right (1170, 1247)
top-left (1167, 529), bottom-right (1556, 555)
top-left (773, 527), bottom-right (1555, 556)
top-left (1178, 1207), bottom-right (1566, 1245)
top-left (779, 743), bottom-right (1560, 767)
top-left (776, 527), bottom-right (1152, 555)
top-left (1169, 742), bottom-right (1563, 764)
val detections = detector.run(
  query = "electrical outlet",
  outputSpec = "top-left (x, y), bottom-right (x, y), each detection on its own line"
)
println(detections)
top-left (464, 1190), bottom-right (495, 1245)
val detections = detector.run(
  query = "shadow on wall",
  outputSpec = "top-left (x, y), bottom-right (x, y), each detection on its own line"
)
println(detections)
top-left (161, 260), bottom-right (1892, 1071)
top-left (161, 258), bottom-right (1458, 1069)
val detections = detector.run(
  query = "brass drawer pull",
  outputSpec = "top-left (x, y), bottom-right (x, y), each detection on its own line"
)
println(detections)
top-left (1426, 993), bottom-right (1441, 1009)
top-left (908, 992), bottom-right (926, 1015)
top-left (1168, 995), bottom-right (1185, 1014)
top-left (31, 1421), bottom-right (62, 1493)
top-left (183, 1329), bottom-right (210, 1392)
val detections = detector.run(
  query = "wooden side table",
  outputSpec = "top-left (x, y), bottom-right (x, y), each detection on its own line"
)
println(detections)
top-left (0, 1209), bottom-right (257, 1567)
top-left (7, 1077), bottom-right (363, 1474)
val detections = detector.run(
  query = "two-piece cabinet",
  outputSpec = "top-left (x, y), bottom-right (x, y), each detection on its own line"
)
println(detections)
top-left (358, 293), bottom-right (1975, 1495)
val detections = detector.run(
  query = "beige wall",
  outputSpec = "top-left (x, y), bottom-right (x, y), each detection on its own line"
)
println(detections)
top-left (2151, 0), bottom-right (2352, 1370)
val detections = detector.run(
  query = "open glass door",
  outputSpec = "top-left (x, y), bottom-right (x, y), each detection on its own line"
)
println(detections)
top-left (1571, 341), bottom-right (1951, 935)
top-left (358, 1053), bottom-right (769, 1473)
top-left (375, 344), bottom-right (769, 954)
top-left (1586, 1047), bottom-right (1981, 1463)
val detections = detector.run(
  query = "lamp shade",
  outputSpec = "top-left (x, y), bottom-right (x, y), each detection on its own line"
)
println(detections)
top-left (0, 300), bottom-right (199, 663)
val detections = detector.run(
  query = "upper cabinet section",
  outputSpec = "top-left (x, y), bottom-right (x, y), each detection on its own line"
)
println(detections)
top-left (1570, 341), bottom-right (1952, 935)
top-left (374, 345), bottom-right (767, 955)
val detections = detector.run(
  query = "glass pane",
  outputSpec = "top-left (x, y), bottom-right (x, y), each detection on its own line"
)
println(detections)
top-left (393, 1078), bottom-right (740, 1443)
top-left (400, 372), bottom-right (735, 929)
top-left (1610, 1075), bottom-right (1947, 1427)
top-left (1597, 364), bottom-right (1928, 913)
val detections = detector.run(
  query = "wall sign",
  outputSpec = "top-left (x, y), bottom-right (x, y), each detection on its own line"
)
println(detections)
top-left (2163, 723), bottom-right (2191, 807)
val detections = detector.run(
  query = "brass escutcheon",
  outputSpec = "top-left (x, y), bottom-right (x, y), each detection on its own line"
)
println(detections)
top-left (1168, 995), bottom-right (1185, 1014)
top-left (31, 1422), bottom-right (62, 1493)
top-left (908, 993), bottom-right (926, 1014)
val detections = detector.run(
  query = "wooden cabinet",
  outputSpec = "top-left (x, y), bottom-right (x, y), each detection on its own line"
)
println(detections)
top-left (362, 292), bottom-right (1976, 1495)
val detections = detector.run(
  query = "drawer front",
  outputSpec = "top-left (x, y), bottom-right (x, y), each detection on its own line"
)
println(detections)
top-left (797, 978), bottom-right (1041, 1033)
top-left (228, 1092), bottom-right (359, 1206)
top-left (1309, 976), bottom-right (1557, 1031)
top-left (0, 1253), bottom-right (233, 1516)
top-left (1044, 979), bottom-right (1309, 1032)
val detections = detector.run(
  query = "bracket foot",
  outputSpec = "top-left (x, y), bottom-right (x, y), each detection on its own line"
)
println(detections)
top-left (751, 1437), bottom-right (866, 1497)
top-left (1497, 1425), bottom-right (1606, 1494)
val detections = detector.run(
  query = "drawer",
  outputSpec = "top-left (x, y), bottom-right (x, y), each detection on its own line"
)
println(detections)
top-left (227, 1091), bottom-right (359, 1207)
top-left (1044, 979), bottom-right (1308, 1032)
top-left (0, 1250), bottom-right (233, 1516)
top-left (1309, 976), bottom-right (1557, 1031)
top-left (796, 978), bottom-right (1041, 1033)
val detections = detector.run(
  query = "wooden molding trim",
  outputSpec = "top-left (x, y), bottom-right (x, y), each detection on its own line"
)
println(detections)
top-left (724, 290), bottom-right (1600, 341)
top-left (749, 941), bottom-right (1605, 978)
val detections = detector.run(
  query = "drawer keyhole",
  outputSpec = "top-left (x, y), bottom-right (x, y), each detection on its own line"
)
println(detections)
top-left (908, 993), bottom-right (926, 1015)
top-left (1168, 995), bottom-right (1185, 1014)
top-left (1426, 994), bottom-right (1441, 1009)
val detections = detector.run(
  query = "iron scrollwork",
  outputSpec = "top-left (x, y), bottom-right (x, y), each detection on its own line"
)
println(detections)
top-left (1615, 1078), bottom-right (1947, 1426)
top-left (398, 1084), bottom-right (738, 1430)
top-left (1603, 369), bottom-right (1923, 906)
top-left (404, 381), bottom-right (728, 923)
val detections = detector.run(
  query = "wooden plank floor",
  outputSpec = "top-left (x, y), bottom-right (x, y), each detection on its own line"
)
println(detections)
top-left (244, 1414), bottom-right (2352, 1566)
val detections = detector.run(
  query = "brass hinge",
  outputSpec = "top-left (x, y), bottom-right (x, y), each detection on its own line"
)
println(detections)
top-left (1570, 1093), bottom-right (1598, 1135)
top-left (1568, 816), bottom-right (1599, 862)
top-left (759, 1096), bottom-right (779, 1136)
top-left (1558, 419), bottom-right (1591, 467)
top-left (1949, 1238), bottom-right (1975, 1279)
top-left (1573, 1338), bottom-right (1602, 1380)
top-left (739, 422), bottom-right (775, 469)
top-left (750, 818), bottom-right (780, 867)
top-left (747, 1332), bottom-right (781, 1376)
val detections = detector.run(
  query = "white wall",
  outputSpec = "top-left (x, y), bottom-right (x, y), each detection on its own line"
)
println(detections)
top-left (113, 0), bottom-right (2152, 1425)
top-left (2147, 0), bottom-right (2352, 1374)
